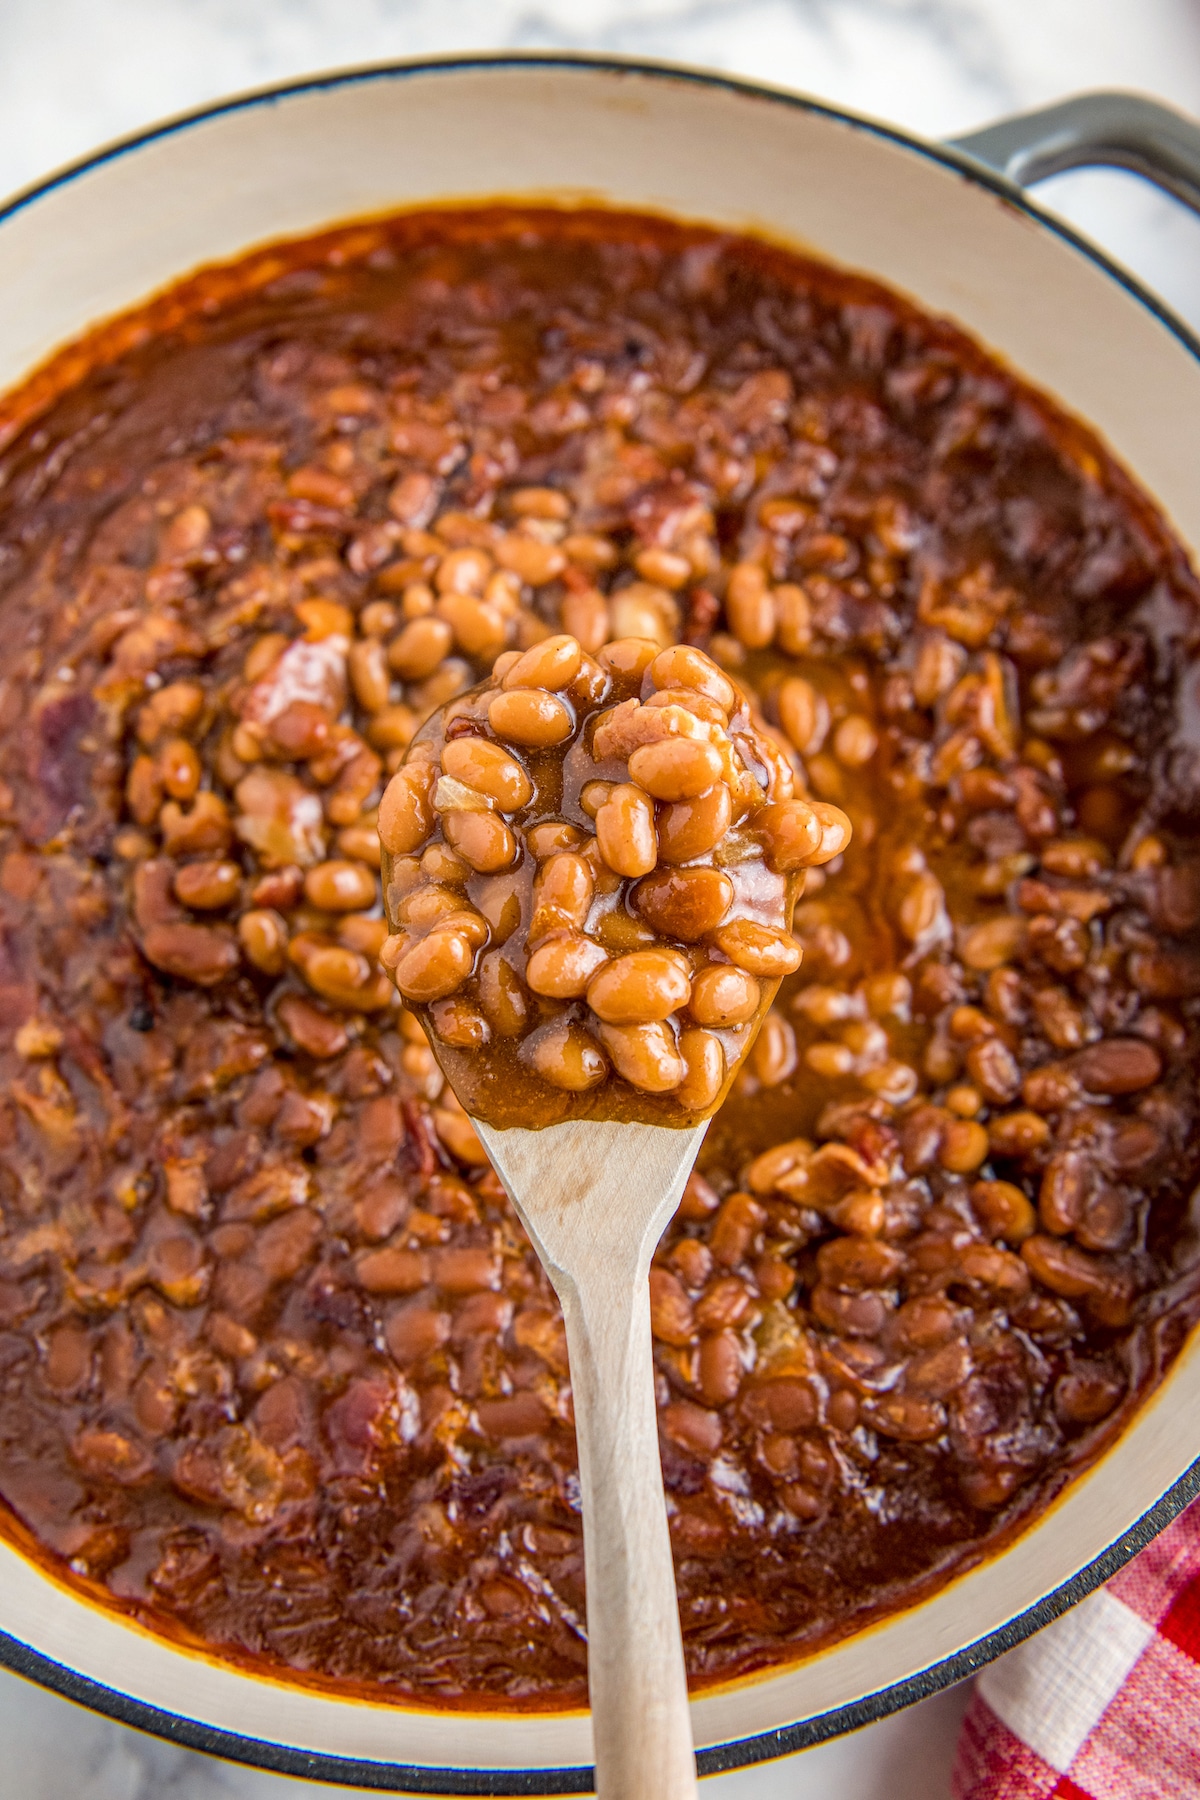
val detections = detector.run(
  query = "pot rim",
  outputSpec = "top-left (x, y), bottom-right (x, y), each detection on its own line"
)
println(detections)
top-left (1, 49), bottom-right (1198, 1793)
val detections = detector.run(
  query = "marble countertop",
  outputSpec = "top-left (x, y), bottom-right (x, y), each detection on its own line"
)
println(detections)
top-left (0, 2), bottom-right (1198, 1795)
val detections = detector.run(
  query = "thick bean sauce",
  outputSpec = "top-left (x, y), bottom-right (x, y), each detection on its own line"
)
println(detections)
top-left (0, 207), bottom-right (1196, 1707)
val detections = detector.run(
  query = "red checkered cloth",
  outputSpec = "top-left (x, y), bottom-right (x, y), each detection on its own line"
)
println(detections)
top-left (952, 1491), bottom-right (1200, 1798)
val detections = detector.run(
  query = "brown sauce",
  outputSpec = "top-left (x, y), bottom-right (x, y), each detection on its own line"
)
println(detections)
top-left (0, 206), bottom-right (1195, 1709)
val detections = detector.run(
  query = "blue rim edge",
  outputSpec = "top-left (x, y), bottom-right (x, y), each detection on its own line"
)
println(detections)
top-left (1, 50), bottom-right (1199, 1794)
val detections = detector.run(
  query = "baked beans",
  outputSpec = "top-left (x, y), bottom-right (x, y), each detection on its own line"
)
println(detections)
top-left (378, 635), bottom-right (848, 1124)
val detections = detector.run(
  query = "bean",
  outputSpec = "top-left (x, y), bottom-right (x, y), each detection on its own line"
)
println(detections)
top-left (833, 715), bottom-right (878, 767)
top-left (526, 1019), bottom-right (608, 1091)
top-left (662, 1400), bottom-right (722, 1456)
top-left (899, 869), bottom-right (946, 944)
top-left (627, 738), bottom-right (724, 802)
top-left (340, 921), bottom-right (392, 964)
top-left (349, 639), bottom-right (391, 714)
top-left (449, 1291), bottom-right (513, 1345)
top-left (710, 1191), bottom-right (765, 1266)
top-left (432, 1247), bottom-right (499, 1294)
top-left (501, 633), bottom-right (582, 691)
top-left (385, 1302), bottom-right (450, 1364)
top-left (595, 783), bottom-right (657, 877)
top-left (366, 704), bottom-right (418, 755)
top-left (861, 1059), bottom-right (920, 1104)
top-left (142, 921), bottom-right (239, 986)
top-left (295, 939), bottom-right (369, 1003)
top-left (1039, 1151), bottom-right (1092, 1236)
top-left (712, 918), bottom-right (802, 976)
top-left (126, 754), bottom-right (162, 825)
top-left (488, 687), bottom-right (573, 747)
top-left (938, 1120), bottom-right (989, 1173)
top-left (161, 791), bottom-right (232, 858)
top-left (645, 687), bottom-right (729, 727)
top-left (435, 546), bottom-right (491, 596)
top-left (726, 563), bottom-right (776, 647)
top-left (646, 645), bottom-right (734, 709)
top-left (496, 533), bottom-right (567, 586)
top-left (1021, 1233), bottom-right (1121, 1304)
top-left (159, 737), bottom-right (201, 800)
top-left (388, 616), bottom-right (454, 679)
top-left (698, 1329), bottom-right (744, 1405)
top-left (649, 1268), bottom-right (696, 1345)
top-left (695, 1275), bottom-right (754, 1331)
top-left (891, 1296), bottom-right (964, 1350)
top-left (136, 679), bottom-right (205, 745)
top-left (527, 932), bottom-right (609, 998)
top-left (777, 677), bottom-right (829, 756)
top-left (631, 547), bottom-right (688, 590)
top-left (336, 824), bottom-right (382, 868)
top-left (1070, 1038), bottom-right (1162, 1095)
top-left (656, 783), bottom-right (733, 863)
top-left (597, 1021), bottom-right (685, 1092)
top-left (811, 1286), bottom-right (888, 1337)
top-left (532, 853), bottom-right (594, 931)
top-left (913, 634), bottom-right (966, 706)
top-left (442, 809), bottom-right (517, 874)
top-left (419, 843), bottom-right (470, 885)
top-left (774, 583), bottom-right (813, 655)
top-left (599, 637), bottom-right (660, 682)
top-left (825, 1190), bottom-right (885, 1235)
top-left (862, 1393), bottom-right (945, 1443)
top-left (396, 886), bottom-right (464, 932)
top-left (970, 1180), bottom-right (1036, 1244)
top-left (965, 1036), bottom-right (1021, 1105)
top-left (634, 867), bottom-right (733, 940)
top-left (752, 1012), bottom-right (798, 1087)
top-left (676, 1028), bottom-right (726, 1111)
top-left (1054, 1364), bottom-right (1126, 1425)
top-left (427, 995), bottom-right (490, 1048)
top-left (763, 799), bottom-right (851, 870)
top-left (477, 952), bottom-right (531, 1036)
top-left (987, 1110), bottom-right (1051, 1158)
top-left (511, 488), bottom-right (571, 524)
top-left (276, 994), bottom-right (349, 1059)
top-left (1076, 1184), bottom-right (1133, 1254)
top-left (817, 1237), bottom-right (905, 1290)
top-left (174, 859), bottom-right (240, 910)
top-left (671, 1239), bottom-right (715, 1288)
top-left (441, 736), bottom-right (532, 810)
top-left (741, 1378), bottom-right (818, 1432)
top-left (356, 1247), bottom-right (430, 1293)
top-left (580, 780), bottom-right (614, 820)
top-left (960, 916), bottom-right (1026, 972)
top-left (304, 860), bottom-right (377, 912)
top-left (526, 820), bottom-right (585, 858)
top-left (378, 766), bottom-right (434, 855)
top-left (608, 583), bottom-right (679, 647)
top-left (392, 930), bottom-right (474, 1001)
top-left (753, 797), bottom-right (821, 870)
top-left (433, 593), bottom-right (506, 661)
top-left (587, 950), bottom-right (690, 1024)
top-left (690, 964), bottom-right (760, 1026)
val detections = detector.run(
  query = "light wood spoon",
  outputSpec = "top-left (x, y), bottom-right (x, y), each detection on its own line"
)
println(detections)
top-left (475, 1114), bottom-right (704, 1800)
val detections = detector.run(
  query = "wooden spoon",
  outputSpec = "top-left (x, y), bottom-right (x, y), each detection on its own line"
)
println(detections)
top-left (474, 1114), bottom-right (704, 1800)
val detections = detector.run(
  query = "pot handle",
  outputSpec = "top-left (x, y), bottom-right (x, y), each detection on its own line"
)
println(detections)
top-left (948, 90), bottom-right (1200, 215)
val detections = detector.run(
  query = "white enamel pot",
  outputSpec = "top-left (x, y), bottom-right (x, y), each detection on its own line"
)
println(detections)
top-left (0, 55), bottom-right (1199, 1796)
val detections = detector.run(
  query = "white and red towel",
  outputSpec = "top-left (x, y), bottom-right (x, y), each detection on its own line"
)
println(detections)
top-left (953, 1492), bottom-right (1200, 1798)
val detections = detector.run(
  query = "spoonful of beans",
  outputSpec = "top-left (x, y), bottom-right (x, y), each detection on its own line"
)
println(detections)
top-left (377, 634), bottom-right (849, 1799)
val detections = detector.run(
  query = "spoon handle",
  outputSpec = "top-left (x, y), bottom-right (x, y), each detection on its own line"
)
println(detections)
top-left (474, 1119), bottom-right (705, 1799)
top-left (556, 1248), bottom-right (698, 1800)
